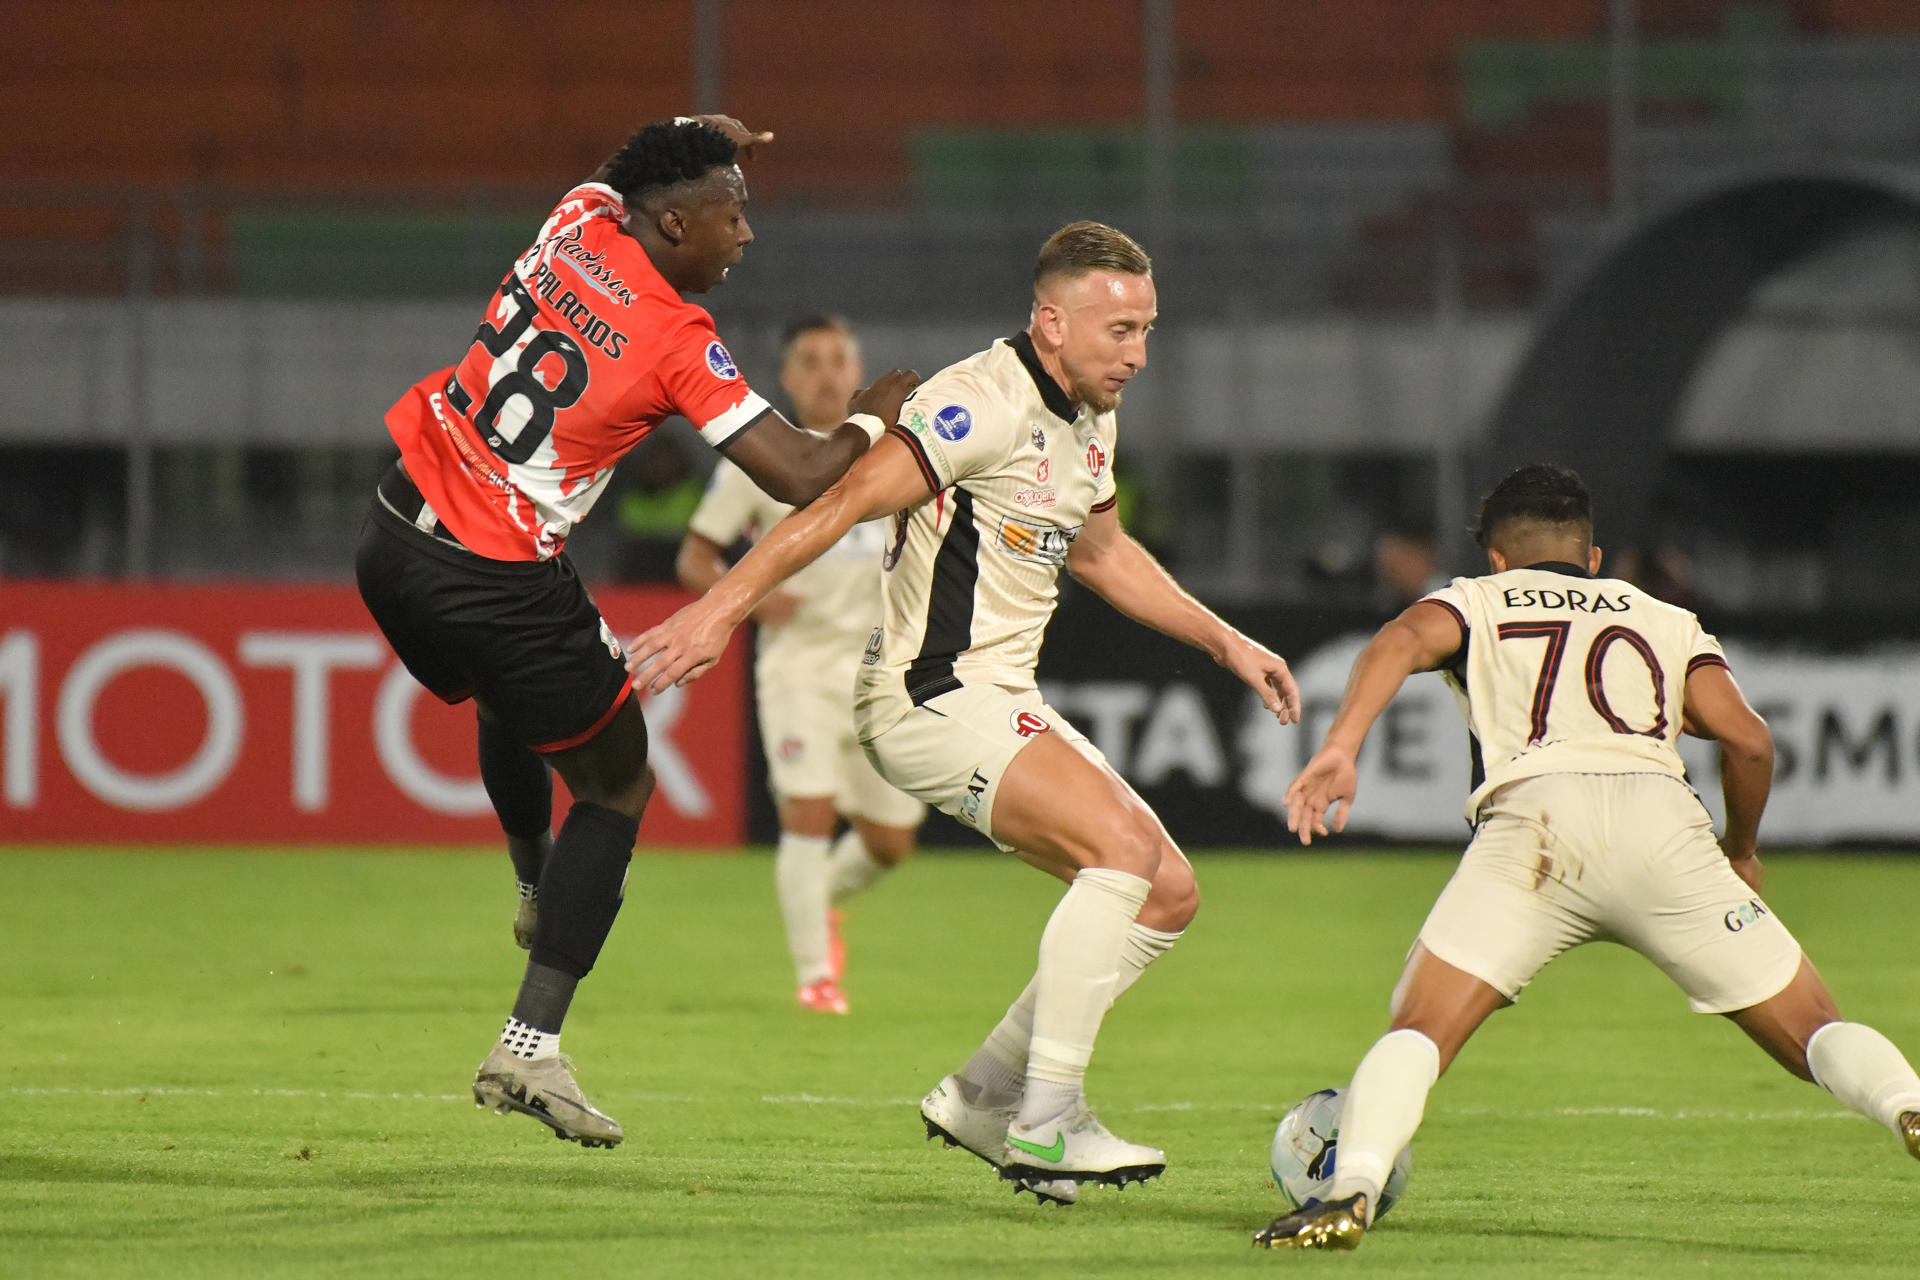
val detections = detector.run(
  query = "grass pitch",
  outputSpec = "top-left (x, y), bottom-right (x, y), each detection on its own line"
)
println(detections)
top-left (1, 847), bottom-right (1915, 1278)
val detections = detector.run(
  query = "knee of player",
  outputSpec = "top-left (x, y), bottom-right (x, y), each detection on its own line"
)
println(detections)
top-left (865, 828), bottom-right (916, 865)
top-left (600, 763), bottom-right (657, 822)
top-left (1148, 855), bottom-right (1198, 931)
top-left (1096, 819), bottom-right (1163, 880)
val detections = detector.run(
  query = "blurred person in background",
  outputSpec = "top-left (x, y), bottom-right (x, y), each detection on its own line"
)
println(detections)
top-left (355, 115), bottom-right (917, 1150)
top-left (609, 433), bottom-right (707, 581)
top-left (1372, 522), bottom-right (1447, 611)
top-left (676, 316), bottom-right (925, 1015)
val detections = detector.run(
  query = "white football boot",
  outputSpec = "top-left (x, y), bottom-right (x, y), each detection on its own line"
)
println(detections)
top-left (920, 1075), bottom-right (1077, 1205)
top-left (1001, 1104), bottom-right (1166, 1187)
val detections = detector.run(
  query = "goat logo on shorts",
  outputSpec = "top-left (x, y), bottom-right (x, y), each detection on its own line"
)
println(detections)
top-left (933, 404), bottom-right (972, 442)
top-left (958, 769), bottom-right (989, 827)
top-left (777, 736), bottom-right (806, 762)
top-left (1723, 898), bottom-right (1770, 932)
top-left (704, 340), bottom-right (740, 380)
top-left (1010, 710), bottom-right (1050, 739)
top-left (1085, 439), bottom-right (1108, 479)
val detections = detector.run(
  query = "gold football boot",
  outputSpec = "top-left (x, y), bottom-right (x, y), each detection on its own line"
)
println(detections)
top-left (1900, 1110), bottom-right (1919, 1161)
top-left (1253, 1191), bottom-right (1370, 1250)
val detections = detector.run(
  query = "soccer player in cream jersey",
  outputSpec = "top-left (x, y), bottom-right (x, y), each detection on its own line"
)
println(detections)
top-left (1255, 465), bottom-right (1920, 1250)
top-left (677, 316), bottom-right (925, 1015)
top-left (629, 222), bottom-right (1302, 1198)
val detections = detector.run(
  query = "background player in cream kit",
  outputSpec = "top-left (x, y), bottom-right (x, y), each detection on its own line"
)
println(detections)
top-left (676, 316), bottom-right (923, 1015)
top-left (629, 222), bottom-right (1303, 1199)
top-left (1256, 465), bottom-right (1920, 1250)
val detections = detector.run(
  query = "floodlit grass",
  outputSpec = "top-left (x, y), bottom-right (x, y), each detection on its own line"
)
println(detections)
top-left (1, 847), bottom-right (1915, 1278)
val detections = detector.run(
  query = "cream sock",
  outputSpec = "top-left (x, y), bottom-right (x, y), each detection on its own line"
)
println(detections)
top-left (1328, 1029), bottom-right (1440, 1220)
top-left (960, 921), bottom-right (1181, 1109)
top-left (1016, 867), bottom-right (1153, 1126)
top-left (774, 832), bottom-right (834, 986)
top-left (826, 829), bottom-right (888, 903)
top-left (1807, 1021), bottom-right (1920, 1134)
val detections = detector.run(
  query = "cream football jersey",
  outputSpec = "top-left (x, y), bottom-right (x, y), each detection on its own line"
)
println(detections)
top-left (1423, 564), bottom-right (1730, 821)
top-left (856, 331), bottom-right (1117, 732)
top-left (687, 456), bottom-right (889, 672)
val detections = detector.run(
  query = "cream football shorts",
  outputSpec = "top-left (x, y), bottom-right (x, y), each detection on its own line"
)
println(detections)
top-left (1418, 772), bottom-right (1802, 1015)
top-left (757, 667), bottom-right (924, 829)
top-left (856, 683), bottom-right (1106, 850)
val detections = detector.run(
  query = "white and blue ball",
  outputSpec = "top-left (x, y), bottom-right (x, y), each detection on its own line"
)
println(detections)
top-left (1270, 1087), bottom-right (1412, 1219)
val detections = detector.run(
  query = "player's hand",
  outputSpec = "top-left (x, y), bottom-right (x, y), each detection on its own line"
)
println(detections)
top-left (1221, 634), bottom-right (1301, 725)
top-left (686, 114), bottom-right (774, 160)
top-left (626, 597), bottom-right (739, 694)
top-left (751, 591), bottom-right (801, 628)
top-left (1283, 746), bottom-right (1358, 846)
top-left (1724, 847), bottom-right (1764, 894)
top-left (848, 369), bottom-right (922, 430)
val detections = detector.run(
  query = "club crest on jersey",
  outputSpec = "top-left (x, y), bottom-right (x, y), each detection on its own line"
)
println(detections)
top-left (705, 341), bottom-right (740, 380)
top-left (1030, 423), bottom-right (1047, 451)
top-left (1085, 439), bottom-right (1109, 479)
top-left (933, 404), bottom-right (973, 442)
top-left (1010, 710), bottom-right (1050, 739)
top-left (999, 516), bottom-right (1077, 565)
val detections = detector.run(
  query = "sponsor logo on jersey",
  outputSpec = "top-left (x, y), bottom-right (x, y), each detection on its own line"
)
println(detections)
top-left (1010, 710), bottom-right (1050, 739)
top-left (903, 408), bottom-right (953, 474)
top-left (1085, 439), bottom-right (1108, 479)
top-left (999, 517), bottom-right (1078, 565)
top-left (551, 227), bottom-right (639, 306)
top-left (705, 341), bottom-right (740, 380)
top-left (933, 404), bottom-right (973, 441)
top-left (1724, 898), bottom-right (1771, 932)
top-left (1013, 487), bottom-right (1058, 509)
top-left (1036, 458), bottom-right (1050, 483)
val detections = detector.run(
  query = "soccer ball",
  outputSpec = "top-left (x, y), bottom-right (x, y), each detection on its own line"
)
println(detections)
top-left (1270, 1087), bottom-right (1412, 1219)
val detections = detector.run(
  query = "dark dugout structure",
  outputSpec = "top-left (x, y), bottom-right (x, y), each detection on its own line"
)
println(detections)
top-left (1477, 169), bottom-right (1920, 556)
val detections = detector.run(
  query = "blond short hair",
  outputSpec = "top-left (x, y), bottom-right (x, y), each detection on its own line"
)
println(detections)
top-left (1034, 221), bottom-right (1152, 293)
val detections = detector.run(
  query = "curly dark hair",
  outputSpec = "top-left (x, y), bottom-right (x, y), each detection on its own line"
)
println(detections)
top-left (603, 120), bottom-right (739, 204)
top-left (1471, 463), bottom-right (1592, 547)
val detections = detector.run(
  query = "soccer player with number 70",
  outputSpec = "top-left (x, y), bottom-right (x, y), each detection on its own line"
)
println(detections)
top-left (1255, 465), bottom-right (1920, 1250)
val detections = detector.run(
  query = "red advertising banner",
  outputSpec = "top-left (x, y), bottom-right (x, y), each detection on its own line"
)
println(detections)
top-left (0, 581), bottom-right (746, 846)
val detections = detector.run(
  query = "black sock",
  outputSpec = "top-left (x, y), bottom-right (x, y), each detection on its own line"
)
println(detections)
top-left (478, 714), bottom-right (553, 864)
top-left (506, 832), bottom-right (552, 891)
top-left (519, 800), bottom-right (639, 1030)
top-left (510, 961), bottom-right (580, 1034)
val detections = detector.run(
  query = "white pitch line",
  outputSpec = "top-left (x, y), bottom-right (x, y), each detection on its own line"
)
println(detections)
top-left (2, 1086), bottom-right (1870, 1124)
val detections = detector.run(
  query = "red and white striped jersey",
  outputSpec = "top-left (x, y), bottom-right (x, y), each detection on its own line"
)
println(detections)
top-left (385, 183), bottom-right (770, 561)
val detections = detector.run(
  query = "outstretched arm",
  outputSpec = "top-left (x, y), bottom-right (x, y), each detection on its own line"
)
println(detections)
top-left (1284, 600), bottom-right (1464, 845)
top-left (1681, 661), bottom-right (1774, 892)
top-left (1066, 506), bottom-right (1300, 724)
top-left (629, 435), bottom-right (933, 691)
top-left (720, 370), bottom-right (920, 507)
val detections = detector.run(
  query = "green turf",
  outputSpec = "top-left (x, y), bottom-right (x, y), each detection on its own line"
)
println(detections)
top-left (0, 848), bottom-right (1915, 1278)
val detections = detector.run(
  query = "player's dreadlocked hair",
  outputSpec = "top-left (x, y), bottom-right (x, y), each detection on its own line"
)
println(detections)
top-left (603, 120), bottom-right (738, 204)
top-left (1472, 464), bottom-right (1592, 547)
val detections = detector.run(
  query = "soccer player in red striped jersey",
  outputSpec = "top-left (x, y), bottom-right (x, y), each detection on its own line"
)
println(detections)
top-left (356, 116), bottom-right (918, 1148)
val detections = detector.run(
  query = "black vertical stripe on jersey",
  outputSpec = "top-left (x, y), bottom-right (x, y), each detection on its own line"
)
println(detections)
top-left (905, 488), bottom-right (979, 706)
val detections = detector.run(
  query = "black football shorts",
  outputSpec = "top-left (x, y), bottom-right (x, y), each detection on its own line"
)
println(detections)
top-left (355, 466), bottom-right (632, 753)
